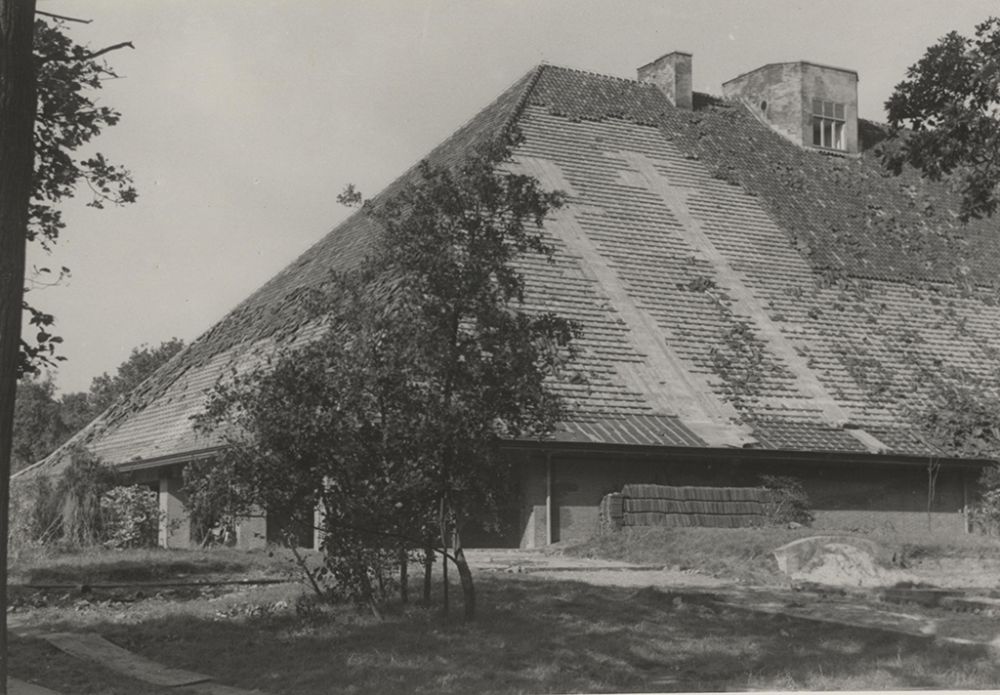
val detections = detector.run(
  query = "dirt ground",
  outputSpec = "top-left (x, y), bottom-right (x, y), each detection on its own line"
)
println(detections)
top-left (465, 547), bottom-right (1000, 646)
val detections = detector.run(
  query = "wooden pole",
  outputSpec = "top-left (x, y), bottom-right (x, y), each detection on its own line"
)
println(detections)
top-left (0, 2), bottom-right (38, 692)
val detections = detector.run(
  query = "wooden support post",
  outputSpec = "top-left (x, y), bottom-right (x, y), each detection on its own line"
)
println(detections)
top-left (963, 473), bottom-right (970, 535)
top-left (545, 453), bottom-right (554, 545)
top-left (158, 468), bottom-right (191, 549)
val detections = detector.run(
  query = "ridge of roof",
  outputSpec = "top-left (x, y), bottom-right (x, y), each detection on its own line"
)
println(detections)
top-left (536, 62), bottom-right (642, 84)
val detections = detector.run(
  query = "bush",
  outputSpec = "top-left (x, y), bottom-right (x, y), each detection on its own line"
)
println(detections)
top-left (57, 448), bottom-right (119, 546)
top-left (9, 475), bottom-right (62, 556)
top-left (101, 485), bottom-right (160, 548)
top-left (760, 475), bottom-right (814, 526)
top-left (10, 447), bottom-right (161, 551)
top-left (970, 463), bottom-right (1000, 535)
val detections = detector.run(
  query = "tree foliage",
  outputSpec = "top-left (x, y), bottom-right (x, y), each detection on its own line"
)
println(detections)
top-left (20, 17), bottom-right (136, 375)
top-left (85, 337), bottom-right (184, 413)
top-left (11, 338), bottom-right (183, 472)
top-left (11, 375), bottom-right (67, 472)
top-left (911, 365), bottom-right (1000, 461)
top-left (883, 17), bottom-right (1000, 221)
top-left (195, 132), bottom-right (576, 617)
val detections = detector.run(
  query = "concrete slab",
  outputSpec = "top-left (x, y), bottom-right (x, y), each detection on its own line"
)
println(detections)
top-left (42, 632), bottom-right (211, 687)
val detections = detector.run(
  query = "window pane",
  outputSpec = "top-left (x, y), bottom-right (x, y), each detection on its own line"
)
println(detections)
top-left (824, 120), bottom-right (833, 147)
top-left (812, 98), bottom-right (823, 115)
top-left (834, 121), bottom-right (844, 149)
top-left (824, 101), bottom-right (835, 117)
top-left (813, 117), bottom-right (822, 146)
top-left (834, 103), bottom-right (845, 120)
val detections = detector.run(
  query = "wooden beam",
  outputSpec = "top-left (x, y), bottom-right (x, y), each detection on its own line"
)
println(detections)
top-left (545, 453), bottom-right (553, 545)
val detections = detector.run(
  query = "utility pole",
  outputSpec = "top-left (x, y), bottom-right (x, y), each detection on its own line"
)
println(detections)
top-left (0, 1), bottom-right (38, 692)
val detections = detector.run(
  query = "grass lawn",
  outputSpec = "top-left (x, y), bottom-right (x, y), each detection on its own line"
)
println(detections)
top-left (8, 547), bottom-right (1000, 693)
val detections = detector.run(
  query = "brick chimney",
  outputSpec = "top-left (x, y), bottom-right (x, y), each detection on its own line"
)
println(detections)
top-left (637, 51), bottom-right (692, 109)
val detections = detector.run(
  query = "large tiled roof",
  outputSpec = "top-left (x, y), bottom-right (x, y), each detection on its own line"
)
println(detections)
top-left (24, 63), bottom-right (1000, 476)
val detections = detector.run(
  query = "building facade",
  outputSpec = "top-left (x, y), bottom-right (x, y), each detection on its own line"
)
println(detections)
top-left (20, 50), bottom-right (999, 547)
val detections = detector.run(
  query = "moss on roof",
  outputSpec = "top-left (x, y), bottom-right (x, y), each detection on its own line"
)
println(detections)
top-left (25, 63), bottom-right (1000, 477)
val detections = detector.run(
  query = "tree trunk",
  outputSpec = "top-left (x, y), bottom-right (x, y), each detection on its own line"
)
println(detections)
top-left (423, 543), bottom-right (433, 604)
top-left (398, 547), bottom-right (408, 604)
top-left (453, 526), bottom-right (475, 621)
top-left (0, 3), bottom-right (38, 693)
top-left (439, 497), bottom-right (449, 616)
top-left (360, 571), bottom-right (382, 621)
top-left (440, 543), bottom-right (449, 616)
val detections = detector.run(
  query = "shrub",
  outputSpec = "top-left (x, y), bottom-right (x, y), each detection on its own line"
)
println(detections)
top-left (970, 463), bottom-right (1000, 535)
top-left (9, 475), bottom-right (62, 556)
top-left (9, 447), bottom-right (161, 551)
top-left (100, 485), bottom-right (160, 548)
top-left (760, 475), bottom-right (814, 526)
top-left (57, 448), bottom-right (119, 546)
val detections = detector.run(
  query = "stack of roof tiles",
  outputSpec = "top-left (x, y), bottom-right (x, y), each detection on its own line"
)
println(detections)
top-left (620, 484), bottom-right (770, 528)
top-left (25, 63), bottom-right (1000, 476)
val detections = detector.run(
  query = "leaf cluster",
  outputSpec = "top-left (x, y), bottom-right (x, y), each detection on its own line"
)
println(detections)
top-left (20, 18), bottom-right (137, 376)
top-left (883, 17), bottom-right (1000, 221)
top-left (909, 364), bottom-right (1000, 460)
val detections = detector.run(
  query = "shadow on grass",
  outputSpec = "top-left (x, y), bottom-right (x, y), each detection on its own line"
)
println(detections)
top-left (22, 575), bottom-right (1000, 694)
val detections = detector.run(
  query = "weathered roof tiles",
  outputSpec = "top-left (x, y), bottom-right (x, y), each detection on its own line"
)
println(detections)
top-left (23, 63), bottom-right (1000, 476)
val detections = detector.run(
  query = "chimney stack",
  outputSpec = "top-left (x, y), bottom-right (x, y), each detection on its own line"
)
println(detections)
top-left (638, 51), bottom-right (692, 109)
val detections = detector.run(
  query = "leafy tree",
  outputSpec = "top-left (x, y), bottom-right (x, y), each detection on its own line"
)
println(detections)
top-left (195, 131), bottom-right (577, 619)
top-left (20, 16), bottom-right (136, 374)
top-left (0, 10), bottom-right (130, 690)
top-left (1, 4), bottom-right (43, 689)
top-left (58, 388), bottom-right (94, 435)
top-left (86, 338), bottom-right (184, 413)
top-left (10, 338), bottom-right (183, 473)
top-left (11, 375), bottom-right (69, 472)
top-left (883, 17), bottom-right (1000, 221)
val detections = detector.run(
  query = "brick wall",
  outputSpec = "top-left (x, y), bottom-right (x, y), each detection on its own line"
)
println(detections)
top-left (504, 450), bottom-right (973, 547)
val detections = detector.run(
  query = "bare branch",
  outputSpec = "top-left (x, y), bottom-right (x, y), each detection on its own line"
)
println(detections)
top-left (81, 41), bottom-right (134, 61)
top-left (39, 41), bottom-right (135, 64)
top-left (35, 10), bottom-right (92, 24)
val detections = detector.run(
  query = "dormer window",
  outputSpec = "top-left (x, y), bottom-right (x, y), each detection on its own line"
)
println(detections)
top-left (812, 98), bottom-right (845, 150)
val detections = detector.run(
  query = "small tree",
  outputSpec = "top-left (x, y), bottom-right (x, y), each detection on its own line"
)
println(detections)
top-left (883, 17), bottom-right (1000, 221)
top-left (195, 130), bottom-right (577, 619)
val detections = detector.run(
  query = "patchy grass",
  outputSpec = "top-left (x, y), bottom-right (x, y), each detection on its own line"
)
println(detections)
top-left (9, 551), bottom-right (1000, 693)
top-left (566, 526), bottom-right (1000, 584)
top-left (10, 546), bottom-right (296, 585)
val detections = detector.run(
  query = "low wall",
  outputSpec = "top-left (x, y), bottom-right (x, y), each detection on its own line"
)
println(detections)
top-left (512, 451), bottom-right (973, 547)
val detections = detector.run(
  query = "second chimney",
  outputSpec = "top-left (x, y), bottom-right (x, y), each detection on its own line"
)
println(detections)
top-left (638, 51), bottom-right (692, 109)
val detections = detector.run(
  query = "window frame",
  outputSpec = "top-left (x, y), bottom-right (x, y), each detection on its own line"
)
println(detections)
top-left (811, 98), bottom-right (846, 151)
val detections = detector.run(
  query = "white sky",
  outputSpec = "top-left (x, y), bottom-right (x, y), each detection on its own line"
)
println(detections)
top-left (28, 0), bottom-right (1000, 393)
